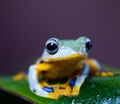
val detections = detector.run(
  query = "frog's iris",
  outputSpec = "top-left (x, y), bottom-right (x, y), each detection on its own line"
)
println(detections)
top-left (85, 38), bottom-right (92, 52)
top-left (45, 38), bottom-right (59, 55)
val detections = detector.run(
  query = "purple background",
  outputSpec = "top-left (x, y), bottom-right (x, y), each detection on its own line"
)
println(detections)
top-left (0, 0), bottom-right (120, 74)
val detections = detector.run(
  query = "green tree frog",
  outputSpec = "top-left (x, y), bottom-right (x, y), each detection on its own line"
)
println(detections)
top-left (28, 36), bottom-right (114, 99)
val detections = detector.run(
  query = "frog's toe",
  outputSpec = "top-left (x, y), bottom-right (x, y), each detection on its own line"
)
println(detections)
top-left (13, 72), bottom-right (27, 81)
top-left (62, 85), bottom-right (72, 96)
top-left (71, 86), bottom-right (80, 96)
top-left (48, 87), bottom-right (61, 99)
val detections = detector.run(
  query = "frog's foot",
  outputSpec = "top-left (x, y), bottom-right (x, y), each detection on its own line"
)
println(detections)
top-left (13, 72), bottom-right (27, 81)
top-left (100, 71), bottom-right (114, 77)
top-left (48, 85), bottom-right (72, 99)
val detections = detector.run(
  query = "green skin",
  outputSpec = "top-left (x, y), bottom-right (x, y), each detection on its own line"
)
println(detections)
top-left (59, 37), bottom-right (87, 51)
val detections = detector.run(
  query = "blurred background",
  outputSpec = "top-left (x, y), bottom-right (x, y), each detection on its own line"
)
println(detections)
top-left (0, 0), bottom-right (120, 75)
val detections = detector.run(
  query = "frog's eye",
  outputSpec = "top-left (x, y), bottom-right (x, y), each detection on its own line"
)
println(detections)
top-left (45, 38), bottom-right (59, 55)
top-left (85, 38), bottom-right (92, 52)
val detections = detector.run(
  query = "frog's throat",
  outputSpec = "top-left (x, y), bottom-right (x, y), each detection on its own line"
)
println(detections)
top-left (45, 54), bottom-right (87, 62)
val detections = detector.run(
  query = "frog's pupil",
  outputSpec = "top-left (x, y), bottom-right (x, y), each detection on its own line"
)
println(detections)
top-left (85, 40), bottom-right (92, 52)
top-left (46, 41), bottom-right (58, 54)
top-left (47, 43), bottom-right (57, 50)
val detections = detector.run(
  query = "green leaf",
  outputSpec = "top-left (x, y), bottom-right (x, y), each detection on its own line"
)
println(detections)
top-left (0, 66), bottom-right (120, 104)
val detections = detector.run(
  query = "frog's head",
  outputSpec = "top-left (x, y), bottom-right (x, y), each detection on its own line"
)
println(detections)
top-left (41, 36), bottom-right (92, 62)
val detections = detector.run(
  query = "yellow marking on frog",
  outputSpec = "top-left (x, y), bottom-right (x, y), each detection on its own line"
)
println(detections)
top-left (36, 63), bottom-right (52, 71)
top-left (35, 54), bottom-right (86, 80)
top-left (101, 71), bottom-right (114, 77)
top-left (71, 85), bottom-right (80, 96)
top-left (107, 71), bottom-right (114, 76)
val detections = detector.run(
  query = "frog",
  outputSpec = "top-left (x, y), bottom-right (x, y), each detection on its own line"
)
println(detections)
top-left (28, 36), bottom-right (114, 99)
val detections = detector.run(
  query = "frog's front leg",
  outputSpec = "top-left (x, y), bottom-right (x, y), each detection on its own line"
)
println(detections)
top-left (28, 65), bottom-right (50, 98)
top-left (28, 63), bottom-right (56, 99)
top-left (71, 64), bottom-right (90, 96)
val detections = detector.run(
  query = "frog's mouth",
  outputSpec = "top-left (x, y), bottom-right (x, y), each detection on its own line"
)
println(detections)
top-left (46, 54), bottom-right (87, 62)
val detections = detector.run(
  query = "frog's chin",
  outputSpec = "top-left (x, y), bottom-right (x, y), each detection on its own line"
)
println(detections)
top-left (46, 54), bottom-right (87, 62)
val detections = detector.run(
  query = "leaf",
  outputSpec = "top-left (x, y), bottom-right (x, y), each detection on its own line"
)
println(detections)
top-left (0, 57), bottom-right (120, 104)
top-left (1, 66), bottom-right (120, 104)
